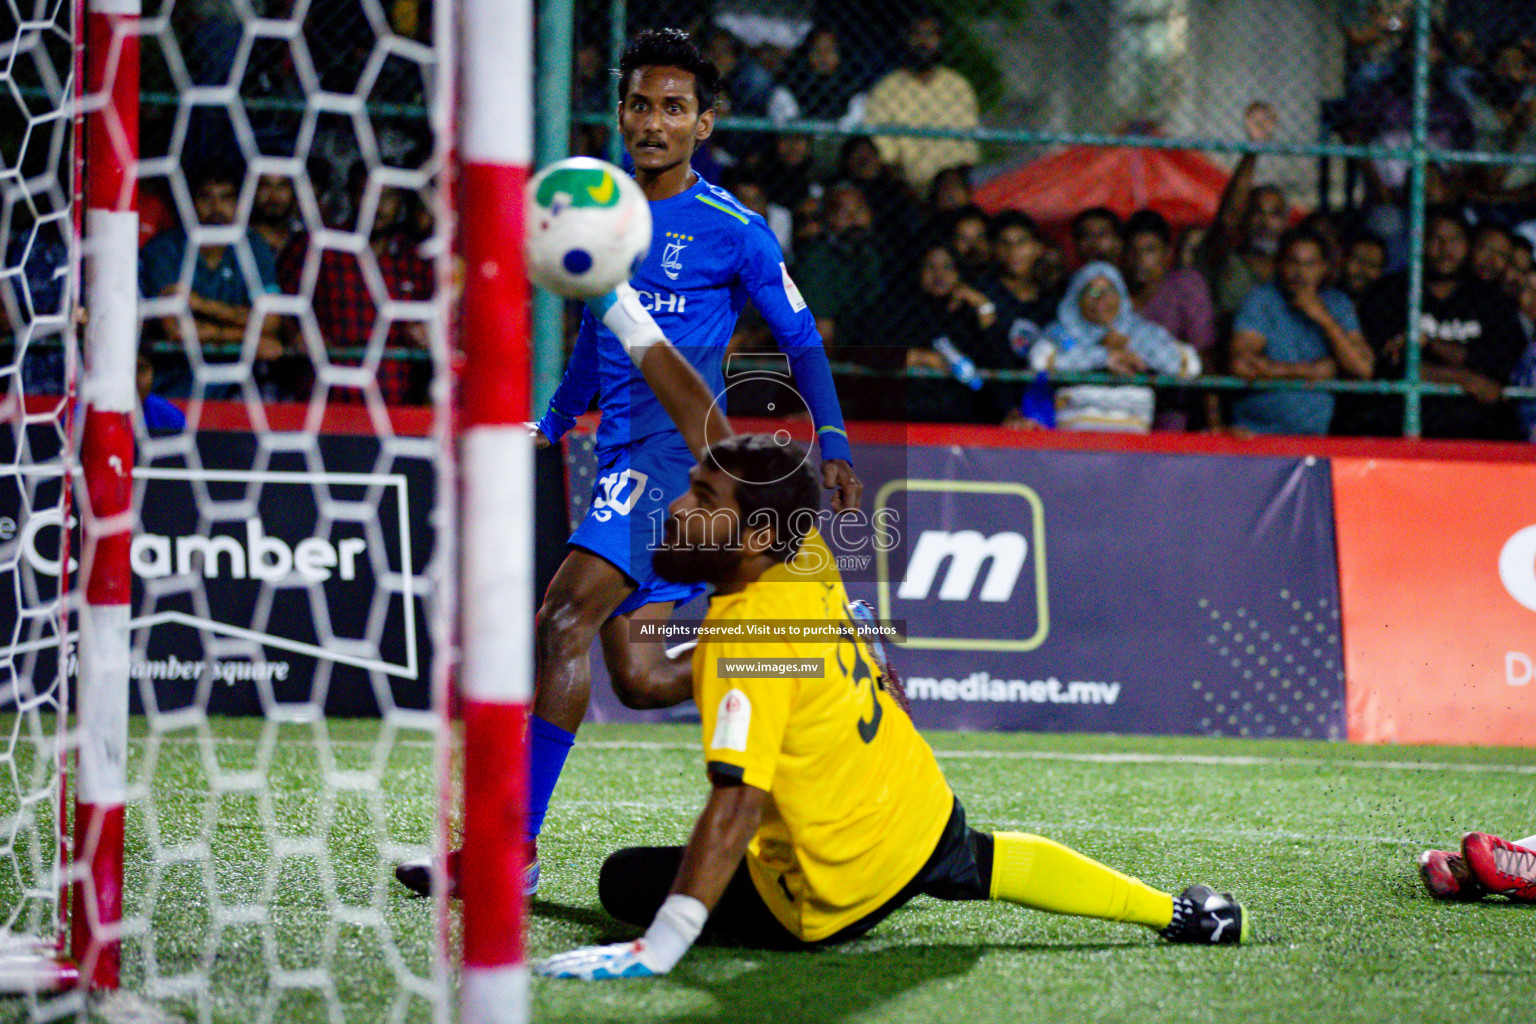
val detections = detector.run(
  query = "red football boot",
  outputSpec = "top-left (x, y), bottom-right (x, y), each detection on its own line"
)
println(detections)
top-left (1462, 832), bottom-right (1536, 902)
top-left (1417, 848), bottom-right (1486, 901)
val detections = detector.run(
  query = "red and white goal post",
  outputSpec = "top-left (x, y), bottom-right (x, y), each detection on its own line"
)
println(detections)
top-left (0, 0), bottom-right (141, 997)
top-left (457, 0), bottom-right (535, 1020)
top-left (0, 0), bottom-right (534, 1020)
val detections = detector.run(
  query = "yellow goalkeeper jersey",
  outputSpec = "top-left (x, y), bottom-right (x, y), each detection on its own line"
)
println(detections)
top-left (691, 530), bottom-right (954, 941)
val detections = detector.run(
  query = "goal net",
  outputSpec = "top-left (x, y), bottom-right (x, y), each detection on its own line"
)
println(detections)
top-left (0, 1), bottom-right (533, 1021)
top-left (0, 0), bottom-right (77, 1002)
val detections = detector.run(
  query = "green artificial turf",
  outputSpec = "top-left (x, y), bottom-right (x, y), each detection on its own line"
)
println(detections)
top-left (1, 718), bottom-right (1533, 1023)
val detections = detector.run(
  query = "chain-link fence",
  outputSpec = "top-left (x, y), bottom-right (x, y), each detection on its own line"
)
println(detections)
top-left (559, 0), bottom-right (1536, 440)
top-left (2, 1), bottom-right (442, 412)
top-left (8, 3), bottom-right (1536, 436)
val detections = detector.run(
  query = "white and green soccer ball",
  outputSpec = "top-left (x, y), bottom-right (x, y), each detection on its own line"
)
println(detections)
top-left (524, 157), bottom-right (652, 299)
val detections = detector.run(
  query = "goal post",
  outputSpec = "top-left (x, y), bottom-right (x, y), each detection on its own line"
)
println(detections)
top-left (73, 0), bottom-right (141, 992)
top-left (457, 0), bottom-right (534, 1021)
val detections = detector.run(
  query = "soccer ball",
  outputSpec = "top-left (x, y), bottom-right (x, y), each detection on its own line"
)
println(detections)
top-left (524, 157), bottom-right (651, 299)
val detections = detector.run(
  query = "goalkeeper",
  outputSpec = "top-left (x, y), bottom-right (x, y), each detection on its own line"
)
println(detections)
top-left (535, 435), bottom-right (1249, 980)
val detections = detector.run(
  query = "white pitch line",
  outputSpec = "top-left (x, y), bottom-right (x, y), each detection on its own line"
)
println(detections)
top-left (580, 740), bottom-right (1536, 775)
top-left (932, 749), bottom-right (1536, 775)
top-left (983, 821), bottom-right (1427, 847)
top-left (555, 798), bottom-right (1428, 847)
top-left (14, 735), bottom-right (1532, 776)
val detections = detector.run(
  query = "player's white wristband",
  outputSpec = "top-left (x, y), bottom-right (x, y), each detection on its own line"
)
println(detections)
top-left (588, 282), bottom-right (665, 367)
top-left (665, 639), bottom-right (699, 661)
top-left (640, 894), bottom-right (709, 973)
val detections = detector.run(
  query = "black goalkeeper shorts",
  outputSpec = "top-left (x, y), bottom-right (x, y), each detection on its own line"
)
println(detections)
top-left (597, 796), bottom-right (993, 950)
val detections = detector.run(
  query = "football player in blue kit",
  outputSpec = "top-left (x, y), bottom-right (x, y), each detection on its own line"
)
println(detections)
top-left (395, 28), bottom-right (861, 898)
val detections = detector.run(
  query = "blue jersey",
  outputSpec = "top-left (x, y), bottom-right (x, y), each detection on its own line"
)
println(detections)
top-left (538, 176), bottom-right (851, 463)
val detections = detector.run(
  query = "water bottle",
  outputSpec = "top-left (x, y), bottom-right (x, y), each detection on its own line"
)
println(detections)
top-left (1019, 370), bottom-right (1056, 428)
top-left (932, 336), bottom-right (984, 391)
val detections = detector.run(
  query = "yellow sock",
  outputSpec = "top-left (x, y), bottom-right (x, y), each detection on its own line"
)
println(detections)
top-left (989, 832), bottom-right (1173, 929)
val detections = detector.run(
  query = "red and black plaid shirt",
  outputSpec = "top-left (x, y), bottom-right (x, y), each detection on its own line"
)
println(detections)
top-left (278, 231), bottom-right (435, 405)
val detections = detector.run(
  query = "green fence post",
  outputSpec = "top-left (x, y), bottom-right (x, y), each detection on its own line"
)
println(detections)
top-left (1402, 0), bottom-right (1432, 438)
top-left (532, 0), bottom-right (576, 414)
top-left (606, 0), bottom-right (627, 165)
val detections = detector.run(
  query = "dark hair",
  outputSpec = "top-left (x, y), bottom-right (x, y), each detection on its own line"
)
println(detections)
top-left (1298, 210), bottom-right (1338, 237)
top-left (1491, 38), bottom-right (1530, 65)
top-left (906, 6), bottom-right (943, 31)
top-left (1123, 209), bottom-right (1172, 245)
top-left (948, 203), bottom-right (989, 231)
top-left (619, 28), bottom-right (721, 111)
top-left (1425, 204), bottom-right (1471, 238)
top-left (1513, 234), bottom-right (1534, 257)
top-left (989, 209), bottom-right (1041, 243)
top-left (919, 237), bottom-right (960, 266)
top-left (803, 24), bottom-right (838, 48)
top-left (188, 161), bottom-right (243, 194)
top-left (928, 164), bottom-right (972, 197)
top-left (1277, 226), bottom-right (1329, 260)
top-left (701, 25), bottom-right (742, 59)
top-left (1472, 220), bottom-right (1516, 245)
top-left (1072, 206), bottom-right (1122, 237)
top-left (720, 166), bottom-right (763, 193)
top-left (1347, 230), bottom-right (1388, 256)
top-left (1250, 183), bottom-right (1288, 208)
top-left (704, 435), bottom-right (821, 562)
top-left (823, 180), bottom-right (870, 207)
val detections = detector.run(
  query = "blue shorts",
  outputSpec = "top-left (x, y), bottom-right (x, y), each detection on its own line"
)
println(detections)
top-left (568, 434), bottom-right (708, 618)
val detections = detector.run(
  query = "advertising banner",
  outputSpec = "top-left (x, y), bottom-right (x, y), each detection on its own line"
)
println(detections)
top-left (0, 429), bottom-right (436, 717)
top-left (588, 443), bottom-right (1345, 739)
top-left (3, 421), bottom-right (1368, 739)
top-left (1333, 458), bottom-right (1536, 746)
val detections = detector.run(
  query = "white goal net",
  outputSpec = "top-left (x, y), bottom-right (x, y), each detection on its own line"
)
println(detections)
top-left (0, 0), bottom-right (494, 1020)
top-left (0, 0), bottom-right (81, 1004)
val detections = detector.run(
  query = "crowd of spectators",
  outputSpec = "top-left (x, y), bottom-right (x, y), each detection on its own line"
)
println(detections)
top-left (6, 3), bottom-right (1536, 442)
top-left (1, 1), bottom-right (439, 411)
top-left (659, 6), bottom-right (1536, 441)
top-left (755, 99), bottom-right (1536, 440)
top-left (127, 159), bottom-right (438, 407)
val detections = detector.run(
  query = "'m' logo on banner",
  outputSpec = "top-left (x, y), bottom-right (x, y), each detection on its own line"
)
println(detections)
top-left (897, 530), bottom-right (1028, 602)
top-left (875, 480), bottom-right (1048, 652)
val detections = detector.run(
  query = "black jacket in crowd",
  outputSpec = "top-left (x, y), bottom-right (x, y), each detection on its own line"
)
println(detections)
top-left (1333, 270), bottom-right (1525, 440)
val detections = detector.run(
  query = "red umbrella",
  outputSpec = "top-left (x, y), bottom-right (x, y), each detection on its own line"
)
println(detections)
top-left (973, 145), bottom-right (1231, 233)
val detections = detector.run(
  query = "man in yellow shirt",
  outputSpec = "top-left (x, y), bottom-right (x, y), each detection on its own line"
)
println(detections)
top-left (863, 12), bottom-right (982, 194)
top-left (536, 435), bottom-right (1249, 980)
